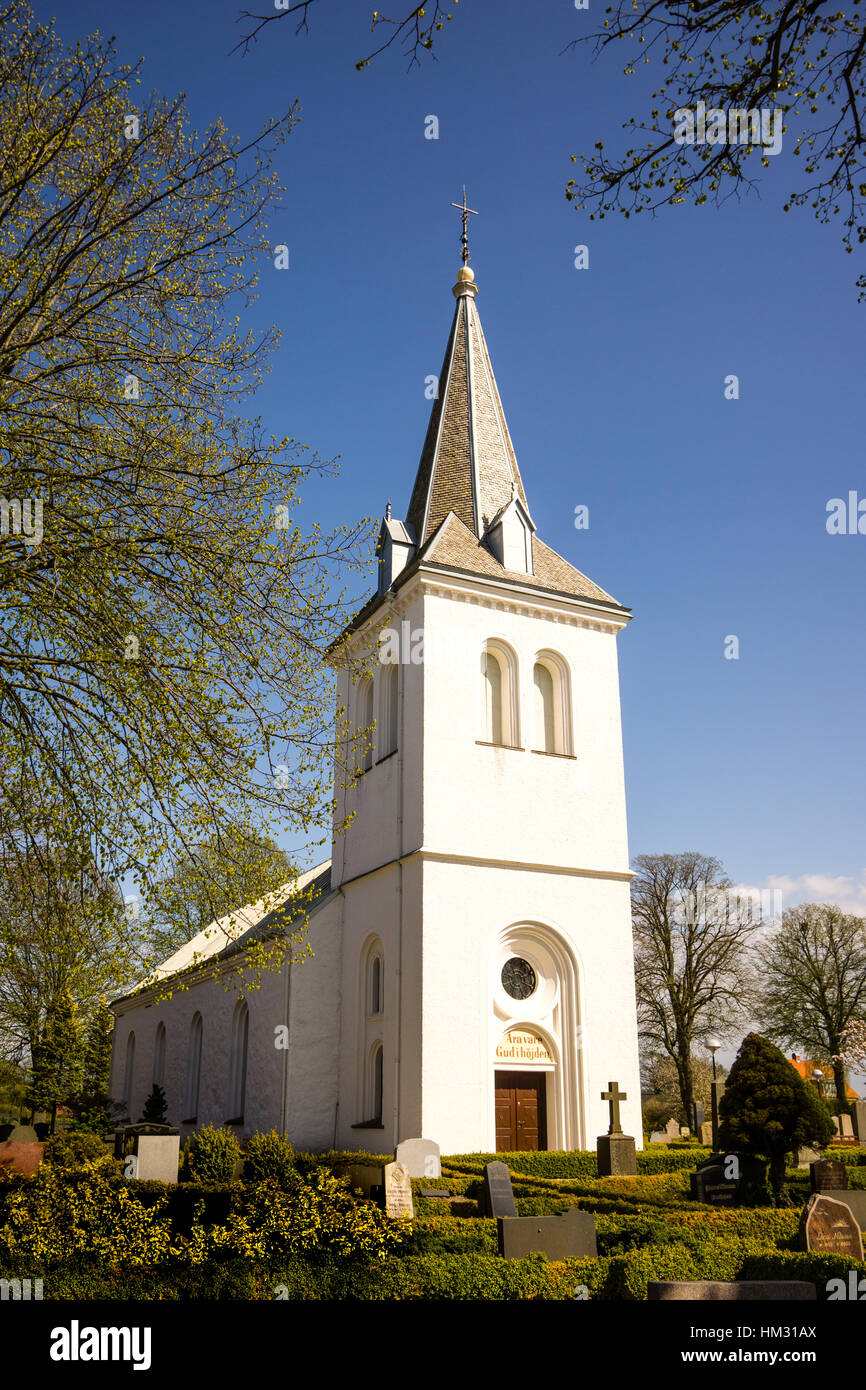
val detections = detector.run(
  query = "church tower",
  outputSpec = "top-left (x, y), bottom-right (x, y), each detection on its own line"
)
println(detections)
top-left (329, 259), bottom-right (642, 1153)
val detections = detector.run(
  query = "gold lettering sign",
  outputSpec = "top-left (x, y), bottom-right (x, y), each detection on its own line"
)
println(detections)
top-left (495, 1029), bottom-right (552, 1063)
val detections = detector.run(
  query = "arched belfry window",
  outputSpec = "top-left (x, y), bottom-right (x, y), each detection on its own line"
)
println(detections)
top-left (152, 1022), bottom-right (166, 1089)
top-left (480, 640), bottom-right (520, 747)
top-left (532, 651), bottom-right (573, 756)
top-left (379, 663), bottom-right (398, 758)
top-left (226, 999), bottom-right (249, 1123)
top-left (184, 1013), bottom-right (203, 1123)
top-left (123, 1032), bottom-right (136, 1118)
top-left (356, 675), bottom-right (374, 772)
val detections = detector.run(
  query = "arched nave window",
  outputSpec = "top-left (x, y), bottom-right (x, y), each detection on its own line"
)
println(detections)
top-left (532, 651), bottom-right (573, 756)
top-left (369, 952), bottom-right (383, 1015)
top-left (226, 999), bottom-right (249, 1123)
top-left (123, 1032), bottom-right (136, 1118)
top-left (371, 1043), bottom-right (384, 1124)
top-left (184, 1013), bottom-right (203, 1123)
top-left (480, 640), bottom-right (520, 747)
top-left (379, 663), bottom-right (398, 758)
top-left (356, 675), bottom-right (374, 772)
top-left (152, 1022), bottom-right (166, 1089)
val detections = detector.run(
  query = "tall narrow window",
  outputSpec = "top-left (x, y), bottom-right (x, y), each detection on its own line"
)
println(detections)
top-left (533, 663), bottom-right (556, 753)
top-left (123, 1032), bottom-right (136, 1118)
top-left (481, 651), bottom-right (503, 744)
top-left (152, 1023), bottom-right (166, 1089)
top-left (480, 640), bottom-right (520, 747)
top-left (226, 1000), bottom-right (249, 1122)
top-left (369, 954), bottom-right (383, 1014)
top-left (380, 663), bottom-right (398, 757)
top-left (357, 676), bottom-right (374, 772)
top-left (184, 1013), bottom-right (203, 1122)
top-left (532, 651), bottom-right (573, 756)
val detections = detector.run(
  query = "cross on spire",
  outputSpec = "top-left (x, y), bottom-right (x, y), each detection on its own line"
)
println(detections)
top-left (602, 1081), bottom-right (627, 1135)
top-left (450, 186), bottom-right (478, 266)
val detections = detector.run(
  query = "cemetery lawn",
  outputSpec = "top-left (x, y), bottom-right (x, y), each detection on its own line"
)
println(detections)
top-left (1, 1145), bottom-right (865, 1299)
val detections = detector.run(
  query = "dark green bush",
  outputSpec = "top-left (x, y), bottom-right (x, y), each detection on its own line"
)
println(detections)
top-left (243, 1130), bottom-right (296, 1185)
top-left (184, 1125), bottom-right (241, 1184)
top-left (41, 1130), bottom-right (115, 1171)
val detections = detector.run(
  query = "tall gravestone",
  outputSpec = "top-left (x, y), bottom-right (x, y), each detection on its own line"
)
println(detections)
top-left (395, 1137), bottom-right (441, 1179)
top-left (691, 1102), bottom-right (705, 1133)
top-left (383, 1161), bottom-right (414, 1219)
top-left (596, 1081), bottom-right (637, 1176)
top-left (853, 1101), bottom-right (866, 1145)
top-left (481, 1161), bottom-right (517, 1219)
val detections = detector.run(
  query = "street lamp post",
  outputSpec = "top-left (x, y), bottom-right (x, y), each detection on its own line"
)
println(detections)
top-left (707, 1037), bottom-right (723, 1150)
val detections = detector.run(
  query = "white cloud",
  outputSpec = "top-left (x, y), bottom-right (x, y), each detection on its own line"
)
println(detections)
top-left (730, 872), bottom-right (866, 919)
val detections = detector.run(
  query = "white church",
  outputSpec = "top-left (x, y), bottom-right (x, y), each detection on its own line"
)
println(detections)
top-left (110, 258), bottom-right (643, 1155)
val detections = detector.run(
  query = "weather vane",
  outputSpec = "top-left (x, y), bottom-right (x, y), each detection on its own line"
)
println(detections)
top-left (450, 186), bottom-right (478, 266)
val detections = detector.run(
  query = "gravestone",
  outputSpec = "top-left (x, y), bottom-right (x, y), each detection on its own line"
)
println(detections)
top-left (799, 1193), bottom-right (864, 1259)
top-left (820, 1190), bottom-right (866, 1231)
top-left (596, 1081), bottom-right (637, 1176)
top-left (810, 1157), bottom-right (848, 1192)
top-left (497, 1206), bottom-right (598, 1261)
top-left (649, 1131), bottom-right (667, 1144)
top-left (692, 1102), bottom-right (705, 1133)
top-left (840, 1114), bottom-right (855, 1138)
top-left (395, 1137), bottom-right (441, 1179)
top-left (663, 1118), bottom-right (680, 1141)
top-left (795, 1145), bottom-right (822, 1170)
top-left (690, 1152), bottom-right (766, 1206)
top-left (853, 1101), bottom-right (866, 1144)
top-left (133, 1134), bottom-right (180, 1183)
top-left (383, 1160), bottom-right (414, 1219)
top-left (420, 1188), bottom-right (451, 1201)
top-left (481, 1160), bottom-right (517, 1219)
top-left (9, 1125), bottom-right (38, 1144)
top-left (832, 1114), bottom-right (841, 1134)
top-left (649, 1281), bottom-right (816, 1302)
top-left (700, 1122), bottom-right (714, 1147)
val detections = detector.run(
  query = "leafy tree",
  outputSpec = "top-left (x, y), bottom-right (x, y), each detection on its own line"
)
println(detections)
top-left (566, 3), bottom-right (866, 301)
top-left (24, 988), bottom-right (84, 1133)
top-left (642, 1050), bottom-right (726, 1127)
top-left (140, 1084), bottom-right (168, 1126)
top-left (0, 2), bottom-right (368, 929)
top-left (754, 903), bottom-right (866, 1105)
top-left (80, 1003), bottom-right (114, 1103)
top-left (718, 1032), bottom-right (835, 1203)
top-left (631, 851), bottom-right (760, 1123)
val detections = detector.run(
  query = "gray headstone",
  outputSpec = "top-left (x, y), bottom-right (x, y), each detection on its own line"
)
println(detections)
top-left (832, 1114), bottom-right (841, 1134)
top-left (128, 1134), bottom-right (180, 1184)
top-left (597, 1133), bottom-right (637, 1176)
top-left (840, 1113), bottom-right (855, 1138)
top-left (649, 1281), bottom-right (816, 1302)
top-left (649, 1131), bottom-right (667, 1144)
top-left (383, 1160), bottom-right (414, 1219)
top-left (692, 1102), bottom-right (706, 1131)
top-left (699, 1122), bottom-right (714, 1147)
top-left (853, 1101), bottom-right (866, 1144)
top-left (498, 1206), bottom-right (598, 1261)
top-left (795, 1145), bottom-right (822, 1169)
top-left (810, 1157), bottom-right (848, 1192)
top-left (9, 1126), bottom-right (38, 1144)
top-left (663, 1118), bottom-right (680, 1140)
top-left (799, 1193), bottom-right (864, 1259)
top-left (395, 1137), bottom-right (441, 1179)
top-left (482, 1160), bottom-right (517, 1219)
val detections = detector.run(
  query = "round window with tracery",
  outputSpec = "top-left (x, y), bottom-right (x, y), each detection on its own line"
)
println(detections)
top-left (501, 957), bottom-right (537, 1001)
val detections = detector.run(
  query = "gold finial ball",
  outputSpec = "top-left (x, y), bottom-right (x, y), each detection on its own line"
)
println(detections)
top-left (452, 265), bottom-right (478, 299)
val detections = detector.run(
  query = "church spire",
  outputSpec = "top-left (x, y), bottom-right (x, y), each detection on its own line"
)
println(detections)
top-left (406, 260), bottom-right (532, 549)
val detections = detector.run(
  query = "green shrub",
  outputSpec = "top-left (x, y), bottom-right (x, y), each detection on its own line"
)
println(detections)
top-left (40, 1130), bottom-right (115, 1172)
top-left (185, 1124), bottom-right (241, 1184)
top-left (0, 1166), bottom-right (173, 1266)
top-left (243, 1130), bottom-right (296, 1185)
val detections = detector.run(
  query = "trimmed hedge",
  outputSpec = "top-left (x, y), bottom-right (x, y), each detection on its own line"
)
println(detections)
top-left (443, 1148), bottom-right (713, 1179)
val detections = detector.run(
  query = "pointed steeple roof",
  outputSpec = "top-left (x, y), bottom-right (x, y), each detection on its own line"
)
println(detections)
top-left (406, 267), bottom-right (532, 546)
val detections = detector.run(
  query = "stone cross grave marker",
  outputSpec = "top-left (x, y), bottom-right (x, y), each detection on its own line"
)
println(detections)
top-left (799, 1193), bottom-right (864, 1259)
top-left (810, 1158), bottom-right (848, 1192)
top-left (383, 1161), bottom-right (414, 1219)
top-left (498, 1206), bottom-right (598, 1261)
top-left (395, 1137), bottom-right (441, 1179)
top-left (597, 1080), bottom-right (637, 1176)
top-left (482, 1160), bottom-right (517, 1219)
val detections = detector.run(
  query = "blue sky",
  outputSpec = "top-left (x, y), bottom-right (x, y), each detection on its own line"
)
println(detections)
top-left (41, 3), bottom-right (866, 1053)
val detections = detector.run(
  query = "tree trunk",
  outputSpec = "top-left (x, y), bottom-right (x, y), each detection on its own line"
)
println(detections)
top-left (831, 1057), bottom-right (848, 1106)
top-left (770, 1151), bottom-right (789, 1205)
